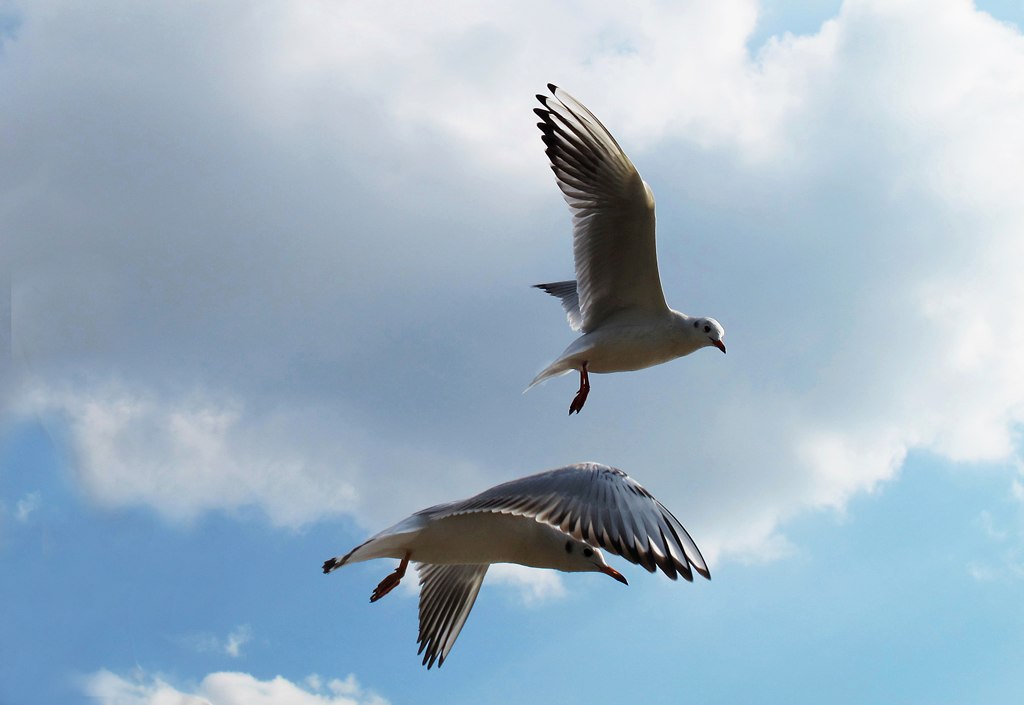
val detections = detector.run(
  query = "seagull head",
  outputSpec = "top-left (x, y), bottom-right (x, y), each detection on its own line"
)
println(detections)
top-left (692, 317), bottom-right (726, 354)
top-left (560, 537), bottom-right (628, 585)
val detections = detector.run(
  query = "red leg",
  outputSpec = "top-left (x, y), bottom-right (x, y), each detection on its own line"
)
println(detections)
top-left (370, 552), bottom-right (410, 603)
top-left (568, 362), bottom-right (590, 415)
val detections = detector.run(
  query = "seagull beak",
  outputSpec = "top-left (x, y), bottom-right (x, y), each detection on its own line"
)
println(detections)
top-left (712, 340), bottom-right (727, 354)
top-left (601, 565), bottom-right (628, 585)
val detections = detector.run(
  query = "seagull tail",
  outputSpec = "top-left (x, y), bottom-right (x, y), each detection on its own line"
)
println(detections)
top-left (524, 360), bottom-right (576, 393)
top-left (323, 524), bottom-right (421, 574)
top-left (322, 539), bottom-right (371, 574)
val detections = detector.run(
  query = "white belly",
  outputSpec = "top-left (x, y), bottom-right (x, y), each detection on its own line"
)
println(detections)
top-left (409, 513), bottom-right (571, 569)
top-left (564, 325), bottom-right (697, 373)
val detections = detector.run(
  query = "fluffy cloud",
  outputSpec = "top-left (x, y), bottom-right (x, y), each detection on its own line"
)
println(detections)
top-left (20, 385), bottom-right (358, 527)
top-left (82, 669), bottom-right (388, 705)
top-left (17, 383), bottom-right (491, 529)
top-left (7, 0), bottom-right (1024, 566)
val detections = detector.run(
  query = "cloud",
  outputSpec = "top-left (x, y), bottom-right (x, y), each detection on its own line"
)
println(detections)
top-left (978, 510), bottom-right (1008, 542)
top-left (1013, 478), bottom-right (1024, 504)
top-left (14, 491), bottom-right (40, 522)
top-left (19, 385), bottom-right (358, 527)
top-left (223, 626), bottom-right (253, 659)
top-left (17, 382), bottom-right (492, 530)
top-left (488, 564), bottom-right (567, 605)
top-left (6, 0), bottom-right (1024, 567)
top-left (967, 562), bottom-right (998, 582)
top-left (82, 669), bottom-right (388, 705)
top-left (182, 625), bottom-right (255, 659)
top-left (967, 493), bottom-right (1024, 582)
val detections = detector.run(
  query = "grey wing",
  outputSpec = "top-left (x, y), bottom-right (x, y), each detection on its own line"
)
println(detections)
top-left (534, 280), bottom-right (583, 331)
top-left (415, 563), bottom-right (489, 669)
top-left (536, 84), bottom-right (669, 331)
top-left (436, 463), bottom-right (709, 582)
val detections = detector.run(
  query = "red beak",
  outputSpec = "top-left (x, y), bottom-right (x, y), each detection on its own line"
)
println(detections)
top-left (712, 340), bottom-right (726, 354)
top-left (601, 565), bottom-right (628, 585)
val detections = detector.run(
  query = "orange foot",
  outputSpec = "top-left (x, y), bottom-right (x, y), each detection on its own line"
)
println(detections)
top-left (370, 552), bottom-right (410, 603)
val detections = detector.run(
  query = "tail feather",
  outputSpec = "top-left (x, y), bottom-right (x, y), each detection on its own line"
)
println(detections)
top-left (525, 360), bottom-right (575, 392)
top-left (323, 521), bottom-right (423, 574)
top-left (322, 538), bottom-right (372, 574)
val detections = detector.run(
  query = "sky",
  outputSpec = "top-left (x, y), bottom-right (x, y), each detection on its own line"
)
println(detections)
top-left (3, 0), bottom-right (1024, 702)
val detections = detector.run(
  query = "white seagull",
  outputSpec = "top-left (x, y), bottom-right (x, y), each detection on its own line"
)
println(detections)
top-left (529, 84), bottom-right (726, 414)
top-left (322, 462), bottom-right (709, 669)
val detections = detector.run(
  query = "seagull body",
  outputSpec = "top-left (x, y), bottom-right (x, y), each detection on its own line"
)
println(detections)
top-left (532, 307), bottom-right (714, 376)
top-left (322, 463), bottom-right (709, 669)
top-left (529, 84), bottom-right (726, 413)
top-left (329, 510), bottom-right (602, 569)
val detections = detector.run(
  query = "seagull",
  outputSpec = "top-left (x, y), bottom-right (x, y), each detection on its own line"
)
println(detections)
top-left (528, 84), bottom-right (726, 414)
top-left (322, 462), bottom-right (709, 669)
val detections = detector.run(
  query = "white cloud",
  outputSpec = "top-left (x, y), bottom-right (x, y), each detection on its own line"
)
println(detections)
top-left (82, 669), bottom-right (388, 705)
top-left (1013, 478), bottom-right (1024, 504)
top-left (969, 501), bottom-right (1024, 582)
top-left (17, 382), bottom-right (494, 531)
top-left (14, 491), bottom-right (40, 522)
top-left (19, 385), bottom-right (358, 527)
top-left (7, 0), bottom-right (1024, 568)
top-left (967, 562), bottom-right (997, 582)
top-left (488, 564), bottom-right (567, 605)
top-left (223, 625), bottom-right (253, 659)
top-left (978, 510), bottom-right (1008, 542)
top-left (182, 625), bottom-right (255, 659)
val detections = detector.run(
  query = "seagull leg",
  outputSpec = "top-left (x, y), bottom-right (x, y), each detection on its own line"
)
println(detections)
top-left (370, 552), bottom-right (410, 603)
top-left (568, 362), bottom-right (590, 415)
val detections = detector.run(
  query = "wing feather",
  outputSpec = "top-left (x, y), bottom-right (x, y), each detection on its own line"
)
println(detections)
top-left (535, 85), bottom-right (669, 331)
top-left (415, 563), bottom-right (489, 669)
top-left (429, 463), bottom-right (709, 582)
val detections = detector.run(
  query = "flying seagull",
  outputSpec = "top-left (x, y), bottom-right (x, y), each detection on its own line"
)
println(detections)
top-left (528, 84), bottom-right (726, 414)
top-left (322, 462), bottom-right (709, 669)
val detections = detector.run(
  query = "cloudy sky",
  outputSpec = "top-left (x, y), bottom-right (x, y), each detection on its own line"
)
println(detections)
top-left (4, 0), bottom-right (1024, 702)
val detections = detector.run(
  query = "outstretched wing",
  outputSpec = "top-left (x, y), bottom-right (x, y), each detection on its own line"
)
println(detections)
top-left (536, 84), bottom-right (669, 331)
top-left (434, 463), bottom-right (709, 582)
top-left (415, 563), bottom-right (489, 669)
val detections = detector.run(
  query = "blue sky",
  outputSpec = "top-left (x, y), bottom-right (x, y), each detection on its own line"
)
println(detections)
top-left (4, 1), bottom-right (1024, 703)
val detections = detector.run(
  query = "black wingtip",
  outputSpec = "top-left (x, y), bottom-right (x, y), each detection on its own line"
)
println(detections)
top-left (322, 558), bottom-right (338, 574)
top-left (419, 649), bottom-right (442, 670)
top-left (547, 82), bottom-right (559, 93)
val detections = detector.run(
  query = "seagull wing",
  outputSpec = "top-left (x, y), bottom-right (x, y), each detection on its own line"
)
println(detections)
top-left (432, 463), bottom-right (709, 582)
top-left (415, 563), bottom-right (489, 669)
top-left (536, 84), bottom-right (669, 332)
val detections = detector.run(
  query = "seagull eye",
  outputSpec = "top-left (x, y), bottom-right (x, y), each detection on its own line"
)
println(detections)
top-left (565, 541), bottom-right (573, 553)
top-left (582, 547), bottom-right (594, 558)
top-left (703, 325), bottom-right (711, 333)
